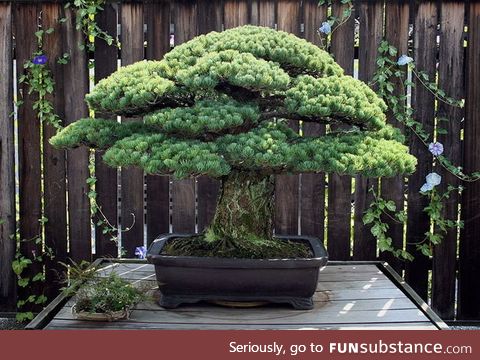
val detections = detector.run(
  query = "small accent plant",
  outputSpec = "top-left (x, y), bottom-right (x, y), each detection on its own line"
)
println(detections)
top-left (73, 273), bottom-right (145, 316)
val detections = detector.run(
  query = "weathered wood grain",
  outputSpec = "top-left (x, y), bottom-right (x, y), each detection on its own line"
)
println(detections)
top-left (328, 2), bottom-right (355, 260)
top-left (458, 1), bottom-right (480, 320)
top-left (405, 1), bottom-right (438, 301)
top-left (145, 0), bottom-right (170, 244)
top-left (432, 1), bottom-right (464, 320)
top-left (42, 2), bottom-right (68, 297)
top-left (15, 2), bottom-right (44, 308)
top-left (63, 6), bottom-right (91, 262)
top-left (120, 2), bottom-right (145, 256)
top-left (380, 0), bottom-right (409, 274)
top-left (300, 0), bottom-right (327, 242)
top-left (45, 319), bottom-right (438, 330)
top-left (0, 2), bottom-right (15, 310)
top-left (354, 0), bottom-right (383, 261)
top-left (275, 0), bottom-right (301, 236)
top-left (94, 2), bottom-right (118, 257)
top-left (171, 0), bottom-right (197, 234)
top-left (223, 0), bottom-right (249, 28)
top-left (196, 0), bottom-right (222, 233)
top-left (256, 0), bottom-right (275, 28)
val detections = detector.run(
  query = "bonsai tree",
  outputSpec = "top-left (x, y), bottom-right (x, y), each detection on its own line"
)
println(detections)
top-left (51, 26), bottom-right (416, 259)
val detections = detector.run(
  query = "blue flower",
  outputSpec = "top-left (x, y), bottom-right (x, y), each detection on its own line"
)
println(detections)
top-left (319, 22), bottom-right (332, 35)
top-left (33, 54), bottom-right (47, 65)
top-left (426, 172), bottom-right (442, 187)
top-left (420, 183), bottom-right (434, 193)
top-left (134, 246), bottom-right (147, 259)
top-left (397, 55), bottom-right (413, 66)
top-left (428, 142), bottom-right (444, 156)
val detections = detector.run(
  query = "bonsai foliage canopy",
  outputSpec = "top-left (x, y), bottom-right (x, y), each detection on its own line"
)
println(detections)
top-left (51, 26), bottom-right (416, 257)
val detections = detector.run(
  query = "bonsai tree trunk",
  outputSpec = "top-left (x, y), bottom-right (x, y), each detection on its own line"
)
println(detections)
top-left (209, 171), bottom-right (275, 243)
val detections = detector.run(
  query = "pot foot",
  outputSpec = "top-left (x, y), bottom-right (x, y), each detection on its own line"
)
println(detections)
top-left (158, 293), bottom-right (314, 310)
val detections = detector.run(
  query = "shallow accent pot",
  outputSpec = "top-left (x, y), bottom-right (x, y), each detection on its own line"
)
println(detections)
top-left (147, 234), bottom-right (328, 310)
top-left (71, 305), bottom-right (130, 321)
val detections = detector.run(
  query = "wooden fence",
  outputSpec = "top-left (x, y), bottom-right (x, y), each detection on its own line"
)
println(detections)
top-left (0, 0), bottom-right (479, 321)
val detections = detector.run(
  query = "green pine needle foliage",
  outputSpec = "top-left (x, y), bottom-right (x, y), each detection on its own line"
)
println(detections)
top-left (51, 25), bottom-right (417, 179)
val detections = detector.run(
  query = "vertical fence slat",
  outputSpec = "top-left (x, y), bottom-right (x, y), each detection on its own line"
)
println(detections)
top-left (63, 6), bottom-right (91, 262)
top-left (353, 0), bottom-right (383, 261)
top-left (197, 0), bottom-right (222, 233)
top-left (257, 0), bottom-right (275, 28)
top-left (42, 2), bottom-right (67, 296)
top-left (224, 0), bottom-right (249, 28)
top-left (300, 0), bottom-right (326, 241)
top-left (15, 2), bottom-right (43, 307)
top-left (94, 2), bottom-right (118, 257)
top-left (197, 0), bottom-right (223, 35)
top-left (380, 0), bottom-right (409, 273)
top-left (405, 1), bottom-right (438, 301)
top-left (0, 2), bottom-right (15, 310)
top-left (120, 2), bottom-right (145, 255)
top-left (171, 0), bottom-right (197, 234)
top-left (459, 0), bottom-right (480, 320)
top-left (274, 0), bottom-right (300, 236)
top-left (328, 2), bottom-right (355, 260)
top-left (145, 0), bottom-right (170, 244)
top-left (432, 1), bottom-right (464, 320)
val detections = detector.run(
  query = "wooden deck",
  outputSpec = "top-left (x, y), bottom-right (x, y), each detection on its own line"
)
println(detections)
top-left (30, 261), bottom-right (447, 330)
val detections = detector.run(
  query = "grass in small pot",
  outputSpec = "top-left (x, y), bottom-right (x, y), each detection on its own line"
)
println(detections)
top-left (74, 273), bottom-right (145, 315)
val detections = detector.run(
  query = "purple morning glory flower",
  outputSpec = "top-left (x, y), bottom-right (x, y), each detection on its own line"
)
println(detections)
top-left (420, 183), bottom-right (434, 193)
top-left (134, 246), bottom-right (147, 259)
top-left (397, 55), bottom-right (413, 66)
top-left (319, 22), bottom-right (332, 35)
top-left (428, 142), bottom-right (444, 156)
top-left (426, 172), bottom-right (442, 187)
top-left (33, 54), bottom-right (47, 65)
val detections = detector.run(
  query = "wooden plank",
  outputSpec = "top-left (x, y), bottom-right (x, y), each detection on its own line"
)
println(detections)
top-left (94, 2), bottom-right (118, 257)
top-left (15, 2), bottom-right (43, 309)
top-left (380, 0), bottom-right (409, 274)
top-left (197, 0), bottom-right (222, 34)
top-left (256, 0), bottom-right (275, 28)
top-left (63, 6), bottom-right (91, 262)
top-left (64, 294), bottom-right (417, 311)
top-left (405, 1), bottom-right (438, 301)
top-left (275, 0), bottom-right (300, 237)
top-left (171, 0), bottom-right (197, 234)
top-left (42, 2), bottom-right (68, 298)
top-left (353, 0), bottom-right (383, 261)
top-left (432, 1), bottom-right (464, 321)
top-left (300, 1), bottom-right (326, 242)
top-left (54, 304), bottom-right (427, 325)
top-left (327, 2), bottom-right (356, 261)
top-left (0, 2), bottom-right (15, 311)
top-left (145, 0), bottom-right (170, 244)
top-left (45, 318), bottom-right (438, 330)
top-left (196, 0), bottom-right (222, 233)
top-left (120, 2), bottom-right (145, 256)
top-left (223, 0), bottom-right (249, 28)
top-left (458, 1), bottom-right (480, 321)
top-left (382, 261), bottom-right (449, 329)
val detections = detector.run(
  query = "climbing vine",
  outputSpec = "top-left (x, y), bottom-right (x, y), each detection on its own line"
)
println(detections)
top-left (11, 217), bottom-right (53, 322)
top-left (364, 40), bottom-right (467, 260)
top-left (316, 2), bottom-right (468, 261)
top-left (68, 0), bottom-right (118, 51)
top-left (18, 27), bottom-right (63, 131)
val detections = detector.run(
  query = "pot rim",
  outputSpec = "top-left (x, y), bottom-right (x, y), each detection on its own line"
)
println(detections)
top-left (147, 234), bottom-right (328, 269)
